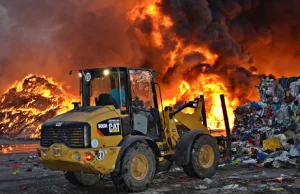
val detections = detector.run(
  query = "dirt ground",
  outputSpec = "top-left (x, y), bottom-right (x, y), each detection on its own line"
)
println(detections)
top-left (0, 151), bottom-right (300, 194)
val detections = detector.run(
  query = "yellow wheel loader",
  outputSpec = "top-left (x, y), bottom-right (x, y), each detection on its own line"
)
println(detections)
top-left (37, 67), bottom-right (220, 192)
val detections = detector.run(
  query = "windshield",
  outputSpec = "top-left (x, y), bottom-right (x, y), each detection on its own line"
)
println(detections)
top-left (82, 68), bottom-right (126, 110)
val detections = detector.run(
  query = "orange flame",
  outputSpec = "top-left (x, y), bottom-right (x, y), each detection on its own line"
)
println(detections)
top-left (128, 1), bottom-right (239, 129)
top-left (127, 0), bottom-right (173, 48)
top-left (162, 75), bottom-right (239, 129)
top-left (0, 74), bottom-right (78, 138)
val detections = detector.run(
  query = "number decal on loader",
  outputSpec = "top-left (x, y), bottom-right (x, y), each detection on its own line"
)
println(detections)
top-left (96, 150), bottom-right (105, 161)
top-left (97, 118), bottom-right (121, 136)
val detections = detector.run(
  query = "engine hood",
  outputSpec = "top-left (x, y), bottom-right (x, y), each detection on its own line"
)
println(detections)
top-left (45, 106), bottom-right (119, 123)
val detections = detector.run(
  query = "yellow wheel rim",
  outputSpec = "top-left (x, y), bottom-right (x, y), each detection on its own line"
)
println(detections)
top-left (130, 154), bottom-right (148, 180)
top-left (199, 145), bottom-right (214, 168)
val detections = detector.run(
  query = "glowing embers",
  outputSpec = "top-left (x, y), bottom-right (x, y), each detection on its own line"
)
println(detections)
top-left (0, 74), bottom-right (78, 138)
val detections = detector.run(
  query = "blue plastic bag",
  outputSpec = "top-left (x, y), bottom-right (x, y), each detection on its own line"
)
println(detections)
top-left (296, 141), bottom-right (300, 152)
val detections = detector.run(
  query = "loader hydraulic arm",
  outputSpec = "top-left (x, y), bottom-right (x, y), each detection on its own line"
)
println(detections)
top-left (172, 98), bottom-right (209, 134)
top-left (169, 100), bottom-right (197, 118)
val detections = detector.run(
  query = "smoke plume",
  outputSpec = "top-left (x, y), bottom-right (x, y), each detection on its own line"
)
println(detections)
top-left (0, 0), bottom-right (141, 91)
top-left (0, 0), bottom-right (299, 104)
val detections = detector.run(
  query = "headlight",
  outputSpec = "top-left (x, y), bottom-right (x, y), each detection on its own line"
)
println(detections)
top-left (83, 125), bottom-right (91, 148)
top-left (103, 69), bottom-right (110, 76)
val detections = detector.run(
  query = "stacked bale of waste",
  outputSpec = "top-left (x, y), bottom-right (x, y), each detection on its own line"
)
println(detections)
top-left (232, 76), bottom-right (300, 168)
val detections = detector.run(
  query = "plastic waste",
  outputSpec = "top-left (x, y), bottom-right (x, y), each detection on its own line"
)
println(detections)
top-left (12, 169), bottom-right (19, 175)
top-left (223, 184), bottom-right (239, 189)
top-left (257, 152), bottom-right (268, 160)
top-left (242, 158), bottom-right (257, 164)
top-left (296, 141), bottom-right (300, 151)
top-left (263, 138), bottom-right (280, 151)
top-left (233, 76), bottom-right (300, 168)
top-left (231, 159), bottom-right (240, 165)
top-left (195, 185), bottom-right (207, 190)
top-left (289, 147), bottom-right (299, 156)
top-left (203, 178), bottom-right (212, 184)
top-left (270, 187), bottom-right (284, 191)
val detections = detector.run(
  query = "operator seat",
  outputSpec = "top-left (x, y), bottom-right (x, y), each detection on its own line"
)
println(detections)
top-left (95, 94), bottom-right (119, 109)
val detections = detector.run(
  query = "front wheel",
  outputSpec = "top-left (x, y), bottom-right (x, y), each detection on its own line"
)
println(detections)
top-left (111, 141), bottom-right (156, 192)
top-left (64, 171), bottom-right (103, 187)
top-left (183, 135), bottom-right (220, 178)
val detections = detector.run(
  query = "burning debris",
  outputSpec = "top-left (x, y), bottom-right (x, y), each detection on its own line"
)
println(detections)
top-left (0, 75), bottom-right (77, 138)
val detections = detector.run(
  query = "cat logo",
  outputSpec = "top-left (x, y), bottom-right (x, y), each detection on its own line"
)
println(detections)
top-left (56, 122), bottom-right (64, 127)
top-left (108, 119), bottom-right (120, 133)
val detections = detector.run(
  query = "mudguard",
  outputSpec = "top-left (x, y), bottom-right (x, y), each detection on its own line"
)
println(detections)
top-left (174, 130), bottom-right (205, 165)
top-left (114, 135), bottom-right (161, 172)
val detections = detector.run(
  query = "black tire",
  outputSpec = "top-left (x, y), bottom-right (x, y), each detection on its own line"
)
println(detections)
top-left (111, 141), bottom-right (156, 192)
top-left (182, 164), bottom-right (197, 177)
top-left (64, 171), bottom-right (103, 187)
top-left (183, 135), bottom-right (220, 178)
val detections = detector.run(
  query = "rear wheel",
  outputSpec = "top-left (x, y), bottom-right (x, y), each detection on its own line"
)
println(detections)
top-left (64, 171), bottom-right (103, 187)
top-left (111, 142), bottom-right (156, 192)
top-left (183, 135), bottom-right (219, 178)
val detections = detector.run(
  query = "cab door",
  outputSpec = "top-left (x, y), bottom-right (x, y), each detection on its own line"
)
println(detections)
top-left (128, 69), bottom-right (162, 140)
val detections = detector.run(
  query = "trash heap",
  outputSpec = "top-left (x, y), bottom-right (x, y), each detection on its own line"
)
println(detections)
top-left (232, 76), bottom-right (300, 168)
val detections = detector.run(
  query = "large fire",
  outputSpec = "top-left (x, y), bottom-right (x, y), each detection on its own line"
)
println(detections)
top-left (0, 75), bottom-right (77, 138)
top-left (0, 0), bottom-right (245, 139)
top-left (0, 72), bottom-right (237, 139)
top-left (162, 76), bottom-right (239, 129)
top-left (128, 0), bottom-right (240, 129)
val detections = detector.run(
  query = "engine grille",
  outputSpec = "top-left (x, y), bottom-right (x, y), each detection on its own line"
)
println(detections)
top-left (40, 127), bottom-right (85, 148)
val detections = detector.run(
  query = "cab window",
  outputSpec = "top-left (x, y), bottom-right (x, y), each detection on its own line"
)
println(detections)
top-left (129, 70), bottom-right (154, 110)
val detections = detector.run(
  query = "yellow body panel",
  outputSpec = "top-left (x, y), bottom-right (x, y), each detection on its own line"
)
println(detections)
top-left (174, 112), bottom-right (209, 135)
top-left (38, 106), bottom-right (126, 175)
top-left (47, 106), bottom-right (125, 148)
top-left (49, 106), bottom-right (114, 122)
top-left (38, 143), bottom-right (121, 174)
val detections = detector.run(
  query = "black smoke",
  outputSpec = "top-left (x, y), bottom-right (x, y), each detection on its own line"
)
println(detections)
top-left (130, 0), bottom-right (300, 103)
top-left (0, 0), bottom-right (300, 104)
top-left (0, 0), bottom-right (141, 91)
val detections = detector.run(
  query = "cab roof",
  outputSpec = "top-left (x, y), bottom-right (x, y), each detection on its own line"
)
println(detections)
top-left (80, 67), bottom-right (156, 75)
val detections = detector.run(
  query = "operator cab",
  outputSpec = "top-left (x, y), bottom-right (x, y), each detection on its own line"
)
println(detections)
top-left (74, 67), bottom-right (162, 140)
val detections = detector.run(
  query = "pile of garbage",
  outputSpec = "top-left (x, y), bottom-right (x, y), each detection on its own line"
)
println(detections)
top-left (232, 76), bottom-right (300, 168)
